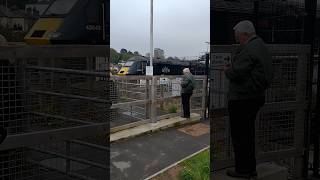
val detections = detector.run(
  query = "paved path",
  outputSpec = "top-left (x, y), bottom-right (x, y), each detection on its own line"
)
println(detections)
top-left (110, 120), bottom-right (209, 180)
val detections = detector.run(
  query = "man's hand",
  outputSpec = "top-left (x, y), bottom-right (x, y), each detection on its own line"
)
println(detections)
top-left (224, 63), bottom-right (231, 72)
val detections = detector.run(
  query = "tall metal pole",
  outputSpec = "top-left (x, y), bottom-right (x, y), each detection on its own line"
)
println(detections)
top-left (253, 0), bottom-right (259, 35)
top-left (150, 0), bottom-right (154, 69)
top-left (149, 0), bottom-right (156, 123)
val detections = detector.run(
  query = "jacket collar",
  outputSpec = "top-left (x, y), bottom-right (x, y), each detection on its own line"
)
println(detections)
top-left (235, 35), bottom-right (259, 54)
top-left (244, 35), bottom-right (258, 45)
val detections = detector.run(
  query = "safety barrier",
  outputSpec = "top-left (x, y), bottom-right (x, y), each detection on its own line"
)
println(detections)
top-left (210, 44), bottom-right (310, 179)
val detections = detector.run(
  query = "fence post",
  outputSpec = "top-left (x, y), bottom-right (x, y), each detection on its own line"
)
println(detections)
top-left (66, 141), bottom-right (71, 173)
top-left (145, 79), bottom-right (150, 120)
top-left (150, 76), bottom-right (157, 123)
top-left (292, 48), bottom-right (309, 178)
top-left (304, 0), bottom-right (318, 177)
top-left (201, 77), bottom-right (207, 118)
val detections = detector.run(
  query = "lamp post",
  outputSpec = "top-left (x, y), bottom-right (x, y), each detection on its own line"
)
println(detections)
top-left (150, 0), bottom-right (154, 71)
top-left (147, 0), bottom-right (154, 75)
top-left (148, 0), bottom-right (156, 124)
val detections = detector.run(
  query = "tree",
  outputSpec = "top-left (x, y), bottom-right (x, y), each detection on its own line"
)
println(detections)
top-left (120, 48), bottom-right (127, 54)
top-left (110, 48), bottom-right (120, 64)
top-left (120, 52), bottom-right (134, 61)
top-left (111, 48), bottom-right (139, 63)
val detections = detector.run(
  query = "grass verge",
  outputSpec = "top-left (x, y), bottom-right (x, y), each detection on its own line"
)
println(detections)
top-left (151, 148), bottom-right (210, 180)
top-left (180, 149), bottom-right (210, 180)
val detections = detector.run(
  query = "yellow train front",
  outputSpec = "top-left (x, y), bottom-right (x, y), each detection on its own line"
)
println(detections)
top-left (25, 0), bottom-right (108, 45)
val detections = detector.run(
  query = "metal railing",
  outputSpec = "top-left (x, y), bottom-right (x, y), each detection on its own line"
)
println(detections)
top-left (210, 44), bottom-right (310, 179)
top-left (110, 75), bottom-right (208, 131)
top-left (0, 45), bottom-right (109, 180)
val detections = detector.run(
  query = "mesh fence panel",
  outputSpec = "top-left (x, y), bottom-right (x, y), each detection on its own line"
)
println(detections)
top-left (110, 75), bottom-right (207, 130)
top-left (0, 46), bottom-right (108, 180)
top-left (210, 45), bottom-right (309, 178)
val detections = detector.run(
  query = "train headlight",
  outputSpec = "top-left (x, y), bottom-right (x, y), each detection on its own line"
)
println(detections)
top-left (50, 32), bottom-right (61, 38)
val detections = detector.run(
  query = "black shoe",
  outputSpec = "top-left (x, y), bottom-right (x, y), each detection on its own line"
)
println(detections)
top-left (226, 169), bottom-right (257, 179)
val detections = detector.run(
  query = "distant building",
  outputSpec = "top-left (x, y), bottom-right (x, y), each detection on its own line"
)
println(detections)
top-left (25, 0), bottom-right (50, 16)
top-left (154, 48), bottom-right (165, 59)
top-left (145, 48), bottom-right (165, 59)
top-left (0, 5), bottom-right (34, 32)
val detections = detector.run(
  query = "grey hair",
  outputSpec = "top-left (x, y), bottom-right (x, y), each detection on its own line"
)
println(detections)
top-left (233, 20), bottom-right (256, 34)
top-left (183, 68), bottom-right (191, 74)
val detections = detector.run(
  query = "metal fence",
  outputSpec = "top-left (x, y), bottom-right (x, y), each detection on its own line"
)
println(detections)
top-left (0, 45), bottom-right (109, 180)
top-left (210, 44), bottom-right (309, 179)
top-left (110, 75), bottom-right (207, 132)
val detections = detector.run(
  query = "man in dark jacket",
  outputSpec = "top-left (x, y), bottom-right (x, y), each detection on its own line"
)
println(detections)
top-left (224, 20), bottom-right (273, 178)
top-left (181, 68), bottom-right (196, 118)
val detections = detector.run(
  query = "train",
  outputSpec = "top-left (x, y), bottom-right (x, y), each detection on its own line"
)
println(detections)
top-left (24, 0), bottom-right (108, 45)
top-left (117, 56), bottom-right (206, 76)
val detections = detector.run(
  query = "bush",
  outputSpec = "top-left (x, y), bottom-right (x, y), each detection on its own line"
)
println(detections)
top-left (168, 104), bottom-right (177, 113)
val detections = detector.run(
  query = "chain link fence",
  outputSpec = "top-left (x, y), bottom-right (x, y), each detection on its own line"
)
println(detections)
top-left (110, 75), bottom-right (207, 132)
top-left (0, 45), bottom-right (109, 180)
top-left (210, 44), bottom-right (309, 179)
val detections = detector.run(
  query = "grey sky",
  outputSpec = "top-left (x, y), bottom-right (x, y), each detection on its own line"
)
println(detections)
top-left (111, 0), bottom-right (210, 58)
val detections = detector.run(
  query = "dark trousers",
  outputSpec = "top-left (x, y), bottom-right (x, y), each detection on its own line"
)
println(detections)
top-left (181, 93), bottom-right (192, 117)
top-left (228, 97), bottom-right (265, 173)
top-left (0, 127), bottom-right (7, 144)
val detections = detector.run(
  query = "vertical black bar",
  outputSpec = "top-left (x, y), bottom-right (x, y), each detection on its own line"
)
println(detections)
top-left (66, 141), bottom-right (71, 173)
top-left (99, 0), bottom-right (110, 45)
top-left (253, 0), bottom-right (259, 35)
top-left (313, 0), bottom-right (320, 176)
top-left (304, 0), bottom-right (317, 177)
top-left (0, 127), bottom-right (7, 145)
top-left (102, 0), bottom-right (110, 179)
top-left (205, 53), bottom-right (210, 119)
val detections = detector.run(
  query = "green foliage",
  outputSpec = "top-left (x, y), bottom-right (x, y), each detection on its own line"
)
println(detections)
top-left (180, 170), bottom-right (193, 180)
top-left (168, 104), bottom-right (177, 113)
top-left (120, 51), bottom-right (134, 61)
top-left (180, 149), bottom-right (210, 180)
top-left (110, 48), bottom-right (138, 64)
top-left (0, 26), bottom-right (27, 42)
top-left (110, 48), bottom-right (120, 64)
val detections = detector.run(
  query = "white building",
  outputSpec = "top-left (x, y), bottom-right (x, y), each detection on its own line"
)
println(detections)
top-left (0, 5), bottom-right (34, 32)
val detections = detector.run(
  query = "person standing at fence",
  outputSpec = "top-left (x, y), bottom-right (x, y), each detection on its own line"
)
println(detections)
top-left (181, 68), bottom-right (196, 118)
top-left (224, 20), bottom-right (273, 178)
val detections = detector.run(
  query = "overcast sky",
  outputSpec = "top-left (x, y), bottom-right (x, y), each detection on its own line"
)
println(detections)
top-left (111, 0), bottom-right (210, 58)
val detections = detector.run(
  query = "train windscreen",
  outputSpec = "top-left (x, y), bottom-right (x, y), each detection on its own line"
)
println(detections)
top-left (124, 61), bottom-right (134, 67)
top-left (44, 0), bottom-right (79, 16)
